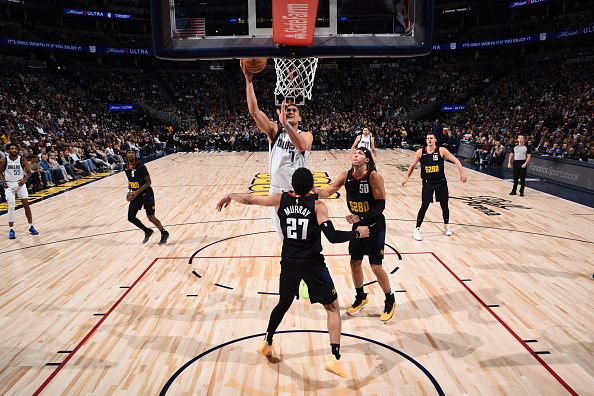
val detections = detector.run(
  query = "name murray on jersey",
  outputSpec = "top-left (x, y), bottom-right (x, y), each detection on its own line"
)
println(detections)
top-left (284, 205), bottom-right (311, 217)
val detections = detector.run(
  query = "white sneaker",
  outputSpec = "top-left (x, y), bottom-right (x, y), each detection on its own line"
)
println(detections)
top-left (413, 227), bottom-right (423, 241)
top-left (444, 226), bottom-right (453, 236)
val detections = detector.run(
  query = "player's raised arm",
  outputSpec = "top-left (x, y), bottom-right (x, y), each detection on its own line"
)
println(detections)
top-left (315, 171), bottom-right (347, 199)
top-left (242, 62), bottom-right (278, 142)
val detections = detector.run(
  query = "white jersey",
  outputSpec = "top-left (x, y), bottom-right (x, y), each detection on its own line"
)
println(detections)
top-left (358, 133), bottom-right (372, 149)
top-left (4, 155), bottom-right (25, 183)
top-left (269, 128), bottom-right (310, 191)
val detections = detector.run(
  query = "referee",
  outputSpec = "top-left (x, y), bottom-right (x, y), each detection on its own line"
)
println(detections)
top-left (508, 135), bottom-right (532, 197)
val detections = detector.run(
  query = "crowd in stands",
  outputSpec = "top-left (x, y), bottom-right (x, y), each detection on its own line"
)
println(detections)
top-left (0, 66), bottom-right (166, 193)
top-left (437, 60), bottom-right (594, 165)
top-left (1, 49), bottom-right (592, 198)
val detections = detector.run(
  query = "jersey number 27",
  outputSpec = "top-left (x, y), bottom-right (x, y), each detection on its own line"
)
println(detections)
top-left (286, 218), bottom-right (309, 240)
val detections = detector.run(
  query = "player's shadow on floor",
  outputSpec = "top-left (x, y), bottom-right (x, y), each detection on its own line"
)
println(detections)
top-left (272, 342), bottom-right (406, 391)
top-left (474, 262), bottom-right (586, 279)
top-left (353, 325), bottom-right (483, 360)
top-left (341, 287), bottom-right (503, 324)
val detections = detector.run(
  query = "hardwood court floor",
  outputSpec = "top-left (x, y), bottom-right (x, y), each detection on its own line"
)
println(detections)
top-left (0, 150), bottom-right (592, 395)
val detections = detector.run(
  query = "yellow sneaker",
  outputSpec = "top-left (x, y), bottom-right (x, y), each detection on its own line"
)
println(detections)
top-left (346, 294), bottom-right (368, 316)
top-left (324, 355), bottom-right (348, 378)
top-left (256, 340), bottom-right (272, 357)
top-left (380, 298), bottom-right (396, 322)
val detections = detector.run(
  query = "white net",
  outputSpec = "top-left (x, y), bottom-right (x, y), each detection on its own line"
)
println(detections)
top-left (273, 58), bottom-right (319, 105)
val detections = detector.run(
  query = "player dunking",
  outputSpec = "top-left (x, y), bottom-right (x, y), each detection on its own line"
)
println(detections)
top-left (217, 168), bottom-right (369, 378)
top-left (241, 63), bottom-right (313, 237)
top-left (125, 150), bottom-right (169, 244)
top-left (316, 147), bottom-right (396, 322)
top-left (0, 143), bottom-right (39, 239)
top-left (402, 132), bottom-right (467, 241)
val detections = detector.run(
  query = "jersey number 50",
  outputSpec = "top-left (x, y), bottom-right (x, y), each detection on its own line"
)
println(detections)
top-left (286, 218), bottom-right (309, 240)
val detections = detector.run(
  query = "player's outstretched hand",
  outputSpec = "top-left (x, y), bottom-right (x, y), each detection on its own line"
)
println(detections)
top-left (356, 226), bottom-right (370, 238)
top-left (401, 176), bottom-right (409, 187)
top-left (346, 214), bottom-right (360, 224)
top-left (276, 100), bottom-right (287, 126)
top-left (216, 195), bottom-right (232, 211)
top-left (240, 61), bottom-right (253, 82)
top-left (461, 174), bottom-right (468, 183)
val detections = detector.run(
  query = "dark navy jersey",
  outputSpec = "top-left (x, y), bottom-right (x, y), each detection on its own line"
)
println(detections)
top-left (125, 161), bottom-right (149, 191)
top-left (278, 192), bottom-right (322, 261)
top-left (345, 169), bottom-right (379, 224)
top-left (420, 147), bottom-right (446, 184)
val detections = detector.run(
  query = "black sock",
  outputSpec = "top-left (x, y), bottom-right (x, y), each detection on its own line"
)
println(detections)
top-left (161, 228), bottom-right (167, 234)
top-left (385, 290), bottom-right (394, 302)
top-left (331, 343), bottom-right (340, 360)
top-left (265, 332), bottom-right (273, 345)
top-left (355, 287), bottom-right (365, 298)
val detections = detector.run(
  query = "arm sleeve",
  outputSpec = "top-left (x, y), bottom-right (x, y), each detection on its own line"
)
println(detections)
top-left (321, 220), bottom-right (359, 243)
top-left (360, 199), bottom-right (385, 222)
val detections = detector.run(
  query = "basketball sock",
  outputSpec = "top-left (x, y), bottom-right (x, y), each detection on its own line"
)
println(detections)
top-left (28, 223), bottom-right (34, 228)
top-left (331, 343), bottom-right (341, 360)
top-left (355, 287), bottom-right (365, 298)
top-left (9, 226), bottom-right (14, 231)
top-left (265, 332), bottom-right (273, 345)
top-left (385, 290), bottom-right (394, 302)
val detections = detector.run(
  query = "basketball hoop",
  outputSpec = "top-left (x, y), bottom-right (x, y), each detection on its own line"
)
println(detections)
top-left (274, 57), bottom-right (319, 106)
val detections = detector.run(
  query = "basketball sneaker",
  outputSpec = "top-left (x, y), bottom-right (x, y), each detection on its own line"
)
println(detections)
top-left (324, 355), bottom-right (347, 378)
top-left (380, 298), bottom-right (396, 322)
top-left (346, 294), bottom-right (368, 316)
top-left (256, 340), bottom-right (272, 357)
top-left (444, 226), bottom-right (453, 236)
top-left (29, 226), bottom-right (39, 235)
top-left (143, 229), bottom-right (153, 243)
top-left (413, 227), bottom-right (423, 241)
top-left (8, 229), bottom-right (15, 239)
top-left (159, 230), bottom-right (170, 245)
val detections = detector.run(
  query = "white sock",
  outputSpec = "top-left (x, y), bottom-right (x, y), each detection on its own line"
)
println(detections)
top-left (29, 223), bottom-right (34, 228)
top-left (9, 226), bottom-right (14, 231)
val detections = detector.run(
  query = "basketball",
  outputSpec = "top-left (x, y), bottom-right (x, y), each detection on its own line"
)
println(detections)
top-left (240, 58), bottom-right (267, 74)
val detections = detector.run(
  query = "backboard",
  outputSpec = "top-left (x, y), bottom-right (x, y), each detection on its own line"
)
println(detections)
top-left (151, 0), bottom-right (433, 60)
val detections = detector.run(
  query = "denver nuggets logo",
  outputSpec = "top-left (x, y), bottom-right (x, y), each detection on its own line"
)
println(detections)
top-left (249, 172), bottom-right (340, 199)
top-left (331, 288), bottom-right (337, 295)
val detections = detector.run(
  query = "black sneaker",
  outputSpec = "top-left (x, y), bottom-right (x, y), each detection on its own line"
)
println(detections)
top-left (159, 230), bottom-right (170, 245)
top-left (143, 229), bottom-right (154, 243)
top-left (509, 191), bottom-right (517, 195)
